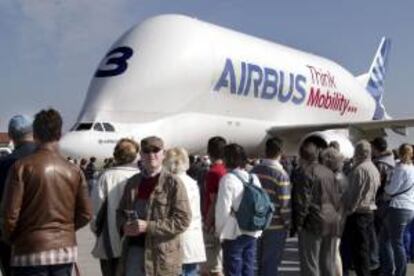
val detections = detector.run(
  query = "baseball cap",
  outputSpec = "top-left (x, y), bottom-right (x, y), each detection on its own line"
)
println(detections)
top-left (141, 136), bottom-right (164, 151)
top-left (8, 114), bottom-right (33, 140)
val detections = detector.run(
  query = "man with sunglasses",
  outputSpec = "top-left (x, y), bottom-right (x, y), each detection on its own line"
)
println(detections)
top-left (117, 136), bottom-right (191, 276)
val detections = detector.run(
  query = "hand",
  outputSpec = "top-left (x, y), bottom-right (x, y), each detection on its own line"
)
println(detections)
top-left (123, 220), bottom-right (140, 236)
top-left (137, 219), bottom-right (148, 233)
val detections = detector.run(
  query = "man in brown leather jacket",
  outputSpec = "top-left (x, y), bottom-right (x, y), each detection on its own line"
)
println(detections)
top-left (2, 108), bottom-right (92, 276)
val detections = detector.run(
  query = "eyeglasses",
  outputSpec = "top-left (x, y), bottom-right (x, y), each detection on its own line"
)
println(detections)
top-left (142, 148), bottom-right (161, 154)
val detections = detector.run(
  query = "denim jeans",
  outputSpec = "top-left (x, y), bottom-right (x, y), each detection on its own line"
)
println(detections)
top-left (403, 218), bottom-right (414, 260)
top-left (379, 207), bottom-right (414, 276)
top-left (222, 235), bottom-right (257, 276)
top-left (257, 229), bottom-right (287, 276)
top-left (125, 246), bottom-right (145, 276)
top-left (181, 263), bottom-right (199, 276)
top-left (12, 263), bottom-right (73, 276)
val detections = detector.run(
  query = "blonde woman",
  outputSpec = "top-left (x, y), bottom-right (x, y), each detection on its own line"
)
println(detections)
top-left (91, 138), bottom-right (140, 276)
top-left (164, 147), bottom-right (206, 276)
top-left (380, 143), bottom-right (414, 276)
top-left (320, 147), bottom-right (347, 276)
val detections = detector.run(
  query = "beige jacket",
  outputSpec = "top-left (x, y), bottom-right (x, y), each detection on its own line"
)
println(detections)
top-left (117, 170), bottom-right (191, 276)
top-left (346, 160), bottom-right (381, 213)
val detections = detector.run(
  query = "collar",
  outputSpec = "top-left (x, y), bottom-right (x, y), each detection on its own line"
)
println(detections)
top-left (37, 142), bottom-right (59, 152)
top-left (113, 163), bottom-right (139, 170)
top-left (142, 167), bottom-right (162, 178)
top-left (13, 141), bottom-right (35, 150)
top-left (261, 158), bottom-right (284, 170)
top-left (375, 151), bottom-right (393, 158)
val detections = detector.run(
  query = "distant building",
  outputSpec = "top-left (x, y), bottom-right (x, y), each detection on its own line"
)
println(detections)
top-left (0, 133), bottom-right (10, 147)
top-left (0, 132), bottom-right (12, 157)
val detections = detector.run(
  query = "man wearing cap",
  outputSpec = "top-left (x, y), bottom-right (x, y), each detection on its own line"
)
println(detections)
top-left (117, 136), bottom-right (191, 276)
top-left (344, 140), bottom-right (380, 276)
top-left (0, 115), bottom-right (36, 276)
top-left (2, 108), bottom-right (92, 276)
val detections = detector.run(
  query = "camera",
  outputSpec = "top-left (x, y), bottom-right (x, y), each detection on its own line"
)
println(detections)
top-left (124, 210), bottom-right (138, 222)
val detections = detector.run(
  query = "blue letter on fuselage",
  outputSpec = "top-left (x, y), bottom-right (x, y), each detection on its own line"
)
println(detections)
top-left (244, 64), bottom-right (263, 98)
top-left (214, 58), bottom-right (308, 105)
top-left (278, 72), bottom-right (294, 103)
top-left (261, 68), bottom-right (278, 99)
top-left (214, 58), bottom-right (236, 94)
top-left (237, 62), bottom-right (247, 95)
top-left (292, 74), bottom-right (307, 104)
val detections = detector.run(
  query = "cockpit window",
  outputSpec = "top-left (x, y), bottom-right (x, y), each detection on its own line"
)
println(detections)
top-left (73, 122), bottom-right (114, 132)
top-left (75, 123), bottom-right (93, 131)
top-left (103, 123), bottom-right (115, 132)
top-left (93, 123), bottom-right (104, 132)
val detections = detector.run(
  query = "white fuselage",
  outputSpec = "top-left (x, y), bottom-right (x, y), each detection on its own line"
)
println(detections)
top-left (60, 14), bottom-right (376, 161)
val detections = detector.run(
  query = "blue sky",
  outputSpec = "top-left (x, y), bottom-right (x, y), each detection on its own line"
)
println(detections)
top-left (1, 1), bottom-right (414, 144)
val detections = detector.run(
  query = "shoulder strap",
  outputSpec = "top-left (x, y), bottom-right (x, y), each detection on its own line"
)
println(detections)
top-left (390, 182), bottom-right (414, 198)
top-left (230, 171), bottom-right (253, 186)
top-left (229, 171), bottom-right (252, 215)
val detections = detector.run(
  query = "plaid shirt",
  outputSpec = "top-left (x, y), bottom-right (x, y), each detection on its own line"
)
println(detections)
top-left (11, 246), bottom-right (77, 267)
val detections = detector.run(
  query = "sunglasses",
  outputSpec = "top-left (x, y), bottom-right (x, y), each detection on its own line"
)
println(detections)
top-left (142, 147), bottom-right (162, 154)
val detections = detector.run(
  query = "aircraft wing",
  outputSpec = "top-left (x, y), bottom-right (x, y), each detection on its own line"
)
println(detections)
top-left (267, 118), bottom-right (414, 141)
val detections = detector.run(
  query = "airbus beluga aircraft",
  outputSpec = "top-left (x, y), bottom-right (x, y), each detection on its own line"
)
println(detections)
top-left (59, 14), bottom-right (414, 161)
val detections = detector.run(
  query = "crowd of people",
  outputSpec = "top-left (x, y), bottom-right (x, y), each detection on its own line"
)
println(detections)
top-left (1, 109), bottom-right (414, 276)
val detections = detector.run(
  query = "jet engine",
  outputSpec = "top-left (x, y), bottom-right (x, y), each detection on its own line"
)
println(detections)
top-left (300, 130), bottom-right (354, 159)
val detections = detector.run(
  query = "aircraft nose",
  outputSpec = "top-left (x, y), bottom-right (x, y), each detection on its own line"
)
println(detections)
top-left (59, 132), bottom-right (81, 158)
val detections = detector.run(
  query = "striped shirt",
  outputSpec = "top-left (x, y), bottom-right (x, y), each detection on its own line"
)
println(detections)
top-left (252, 159), bottom-right (291, 230)
top-left (12, 246), bottom-right (77, 267)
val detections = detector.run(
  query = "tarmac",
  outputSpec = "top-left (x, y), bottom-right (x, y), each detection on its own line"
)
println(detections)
top-left (2, 227), bottom-right (413, 275)
top-left (74, 227), bottom-right (414, 276)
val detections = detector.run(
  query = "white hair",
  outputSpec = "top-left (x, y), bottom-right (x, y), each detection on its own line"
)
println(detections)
top-left (163, 147), bottom-right (190, 174)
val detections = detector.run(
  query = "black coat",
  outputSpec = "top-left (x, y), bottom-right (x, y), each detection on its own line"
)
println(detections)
top-left (0, 142), bottom-right (36, 201)
top-left (292, 161), bottom-right (343, 237)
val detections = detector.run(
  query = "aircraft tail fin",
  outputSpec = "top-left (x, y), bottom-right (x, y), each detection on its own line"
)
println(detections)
top-left (362, 37), bottom-right (392, 120)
